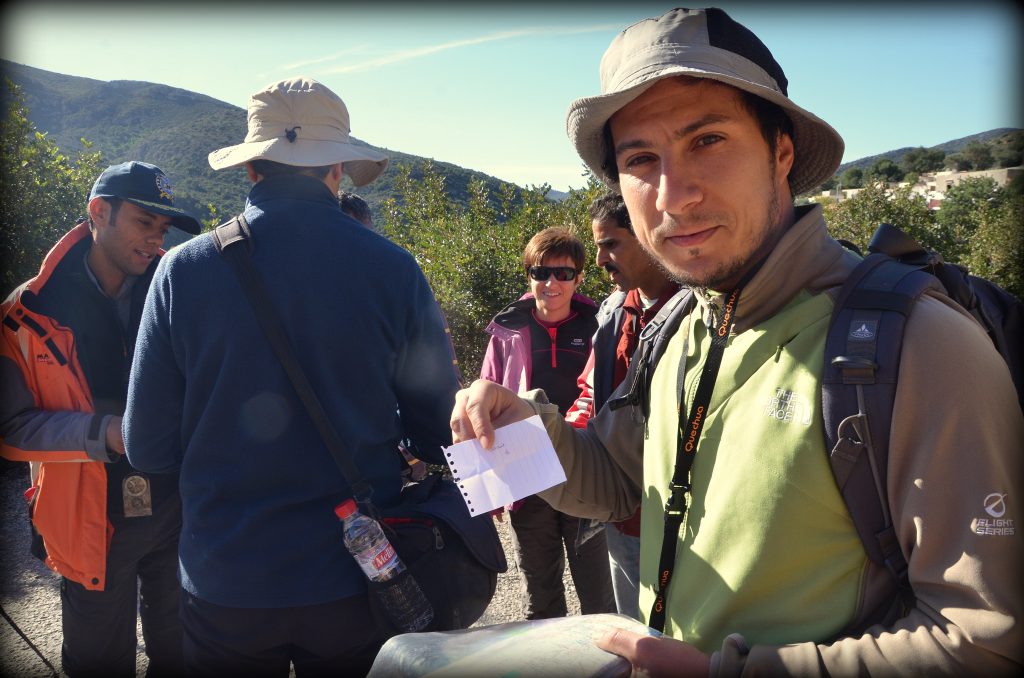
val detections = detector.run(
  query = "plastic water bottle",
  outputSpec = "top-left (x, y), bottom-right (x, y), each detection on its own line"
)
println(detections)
top-left (334, 499), bottom-right (434, 632)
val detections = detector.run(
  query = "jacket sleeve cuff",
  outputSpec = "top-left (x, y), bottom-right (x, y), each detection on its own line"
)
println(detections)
top-left (521, 388), bottom-right (551, 408)
top-left (520, 389), bottom-right (565, 436)
top-left (84, 414), bottom-right (118, 462)
top-left (710, 633), bottom-right (749, 677)
top-left (711, 633), bottom-right (825, 677)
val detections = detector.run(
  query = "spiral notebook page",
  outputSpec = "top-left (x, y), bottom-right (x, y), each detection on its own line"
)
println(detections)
top-left (443, 415), bottom-right (567, 515)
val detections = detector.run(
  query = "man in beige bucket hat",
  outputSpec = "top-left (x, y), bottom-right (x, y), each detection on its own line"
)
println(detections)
top-left (451, 7), bottom-right (1021, 676)
top-left (124, 77), bottom-right (462, 674)
top-left (207, 77), bottom-right (388, 185)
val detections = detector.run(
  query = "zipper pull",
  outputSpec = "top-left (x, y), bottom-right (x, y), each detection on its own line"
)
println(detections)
top-left (432, 525), bottom-right (444, 550)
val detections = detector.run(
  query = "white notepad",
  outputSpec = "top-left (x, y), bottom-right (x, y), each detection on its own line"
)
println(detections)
top-left (443, 415), bottom-right (567, 515)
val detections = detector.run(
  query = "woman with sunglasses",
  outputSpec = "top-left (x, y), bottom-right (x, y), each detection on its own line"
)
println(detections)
top-left (479, 226), bottom-right (615, 620)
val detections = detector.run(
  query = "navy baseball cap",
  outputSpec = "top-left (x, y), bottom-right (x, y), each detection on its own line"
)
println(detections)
top-left (89, 161), bottom-right (202, 235)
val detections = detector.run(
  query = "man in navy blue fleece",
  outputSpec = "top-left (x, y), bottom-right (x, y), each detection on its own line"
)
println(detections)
top-left (123, 77), bottom-right (461, 676)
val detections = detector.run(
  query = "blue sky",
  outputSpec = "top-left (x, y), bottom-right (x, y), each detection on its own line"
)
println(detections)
top-left (2, 1), bottom-right (1021, 192)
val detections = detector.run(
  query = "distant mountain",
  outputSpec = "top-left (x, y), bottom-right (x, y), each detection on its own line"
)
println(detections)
top-left (4, 59), bottom-right (1018, 220)
top-left (1, 59), bottom-right (521, 229)
top-left (834, 128), bottom-right (1021, 176)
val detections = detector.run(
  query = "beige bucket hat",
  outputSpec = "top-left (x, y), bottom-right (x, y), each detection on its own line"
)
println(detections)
top-left (208, 77), bottom-right (388, 187)
top-left (566, 7), bottom-right (844, 196)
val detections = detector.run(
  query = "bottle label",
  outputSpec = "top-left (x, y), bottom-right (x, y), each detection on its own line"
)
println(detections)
top-left (372, 543), bottom-right (397, 572)
top-left (356, 540), bottom-right (401, 581)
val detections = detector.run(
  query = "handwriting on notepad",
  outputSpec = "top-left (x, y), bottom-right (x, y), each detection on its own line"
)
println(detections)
top-left (442, 415), bottom-right (566, 515)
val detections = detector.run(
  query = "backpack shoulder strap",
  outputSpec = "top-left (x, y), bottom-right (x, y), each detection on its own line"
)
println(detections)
top-left (824, 251), bottom-right (943, 626)
top-left (607, 287), bottom-right (696, 419)
top-left (212, 213), bottom-right (254, 255)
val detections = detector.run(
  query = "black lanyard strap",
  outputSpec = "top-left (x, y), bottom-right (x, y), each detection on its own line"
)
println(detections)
top-left (649, 287), bottom-right (741, 632)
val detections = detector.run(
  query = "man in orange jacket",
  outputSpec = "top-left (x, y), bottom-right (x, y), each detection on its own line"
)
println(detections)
top-left (1, 161), bottom-right (200, 676)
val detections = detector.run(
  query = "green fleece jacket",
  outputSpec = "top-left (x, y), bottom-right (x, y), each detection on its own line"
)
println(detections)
top-left (640, 284), bottom-right (864, 650)
top-left (527, 205), bottom-right (1023, 676)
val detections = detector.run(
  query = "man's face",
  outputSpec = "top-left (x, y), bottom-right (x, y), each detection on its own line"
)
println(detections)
top-left (609, 77), bottom-right (794, 291)
top-left (92, 199), bottom-right (172, 278)
top-left (592, 217), bottom-right (654, 292)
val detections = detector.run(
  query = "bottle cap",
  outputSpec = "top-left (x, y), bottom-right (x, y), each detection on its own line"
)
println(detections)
top-left (334, 499), bottom-right (357, 520)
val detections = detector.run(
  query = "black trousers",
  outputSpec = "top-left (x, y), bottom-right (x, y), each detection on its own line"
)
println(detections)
top-left (60, 500), bottom-right (183, 678)
top-left (508, 494), bottom-right (616, 619)
top-left (180, 589), bottom-right (385, 677)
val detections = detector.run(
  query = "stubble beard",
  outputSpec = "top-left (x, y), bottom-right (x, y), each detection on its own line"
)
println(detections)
top-left (106, 214), bottom-right (151, 279)
top-left (641, 164), bottom-right (782, 292)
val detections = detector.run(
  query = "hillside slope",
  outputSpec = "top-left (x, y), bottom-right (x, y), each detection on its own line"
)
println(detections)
top-left (2, 59), bottom-right (520, 225)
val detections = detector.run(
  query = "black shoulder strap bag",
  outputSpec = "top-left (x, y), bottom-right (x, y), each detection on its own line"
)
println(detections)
top-left (213, 214), bottom-right (506, 637)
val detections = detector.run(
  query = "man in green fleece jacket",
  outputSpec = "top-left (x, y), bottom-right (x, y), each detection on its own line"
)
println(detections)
top-left (450, 7), bottom-right (1022, 677)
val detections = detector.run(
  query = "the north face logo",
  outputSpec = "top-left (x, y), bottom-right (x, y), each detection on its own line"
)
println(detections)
top-left (765, 388), bottom-right (813, 425)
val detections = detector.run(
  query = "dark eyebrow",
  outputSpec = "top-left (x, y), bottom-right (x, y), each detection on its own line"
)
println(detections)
top-left (613, 113), bottom-right (732, 158)
top-left (135, 209), bottom-right (173, 231)
top-left (594, 237), bottom-right (617, 246)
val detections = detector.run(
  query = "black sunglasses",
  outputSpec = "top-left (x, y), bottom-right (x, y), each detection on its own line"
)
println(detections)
top-left (528, 265), bottom-right (578, 282)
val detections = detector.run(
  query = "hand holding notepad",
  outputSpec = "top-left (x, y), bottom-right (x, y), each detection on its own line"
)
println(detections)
top-left (442, 415), bottom-right (566, 515)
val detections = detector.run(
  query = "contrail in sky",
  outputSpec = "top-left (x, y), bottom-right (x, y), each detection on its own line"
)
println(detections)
top-left (281, 24), bottom-right (620, 75)
top-left (281, 47), bottom-right (366, 71)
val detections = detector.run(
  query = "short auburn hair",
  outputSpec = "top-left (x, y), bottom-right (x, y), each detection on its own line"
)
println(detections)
top-left (522, 226), bottom-right (586, 273)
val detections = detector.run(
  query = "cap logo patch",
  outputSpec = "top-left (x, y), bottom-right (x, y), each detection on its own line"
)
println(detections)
top-left (155, 172), bottom-right (174, 202)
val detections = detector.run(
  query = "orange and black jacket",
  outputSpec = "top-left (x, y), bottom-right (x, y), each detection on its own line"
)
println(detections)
top-left (0, 222), bottom-right (167, 590)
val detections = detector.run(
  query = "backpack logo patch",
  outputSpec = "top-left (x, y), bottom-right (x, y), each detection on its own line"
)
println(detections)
top-left (974, 493), bottom-right (1014, 536)
top-left (765, 388), bottom-right (813, 425)
top-left (849, 321), bottom-right (876, 341)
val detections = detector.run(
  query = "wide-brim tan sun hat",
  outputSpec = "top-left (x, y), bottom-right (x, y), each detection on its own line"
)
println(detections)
top-left (567, 7), bottom-right (844, 196)
top-left (208, 77), bottom-right (388, 187)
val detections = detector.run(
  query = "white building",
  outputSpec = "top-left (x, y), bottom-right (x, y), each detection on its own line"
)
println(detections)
top-left (816, 166), bottom-right (1021, 209)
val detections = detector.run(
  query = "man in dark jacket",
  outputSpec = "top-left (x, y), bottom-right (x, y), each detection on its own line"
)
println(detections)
top-left (565, 191), bottom-right (678, 620)
top-left (123, 77), bottom-right (461, 675)
top-left (1, 161), bottom-right (200, 676)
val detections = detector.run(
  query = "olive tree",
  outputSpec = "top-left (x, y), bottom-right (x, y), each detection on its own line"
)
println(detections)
top-left (380, 162), bottom-right (605, 375)
top-left (1, 80), bottom-right (103, 295)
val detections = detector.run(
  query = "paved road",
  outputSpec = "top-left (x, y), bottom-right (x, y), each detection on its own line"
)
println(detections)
top-left (0, 461), bottom-right (582, 676)
top-left (1, 461), bottom-right (67, 678)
